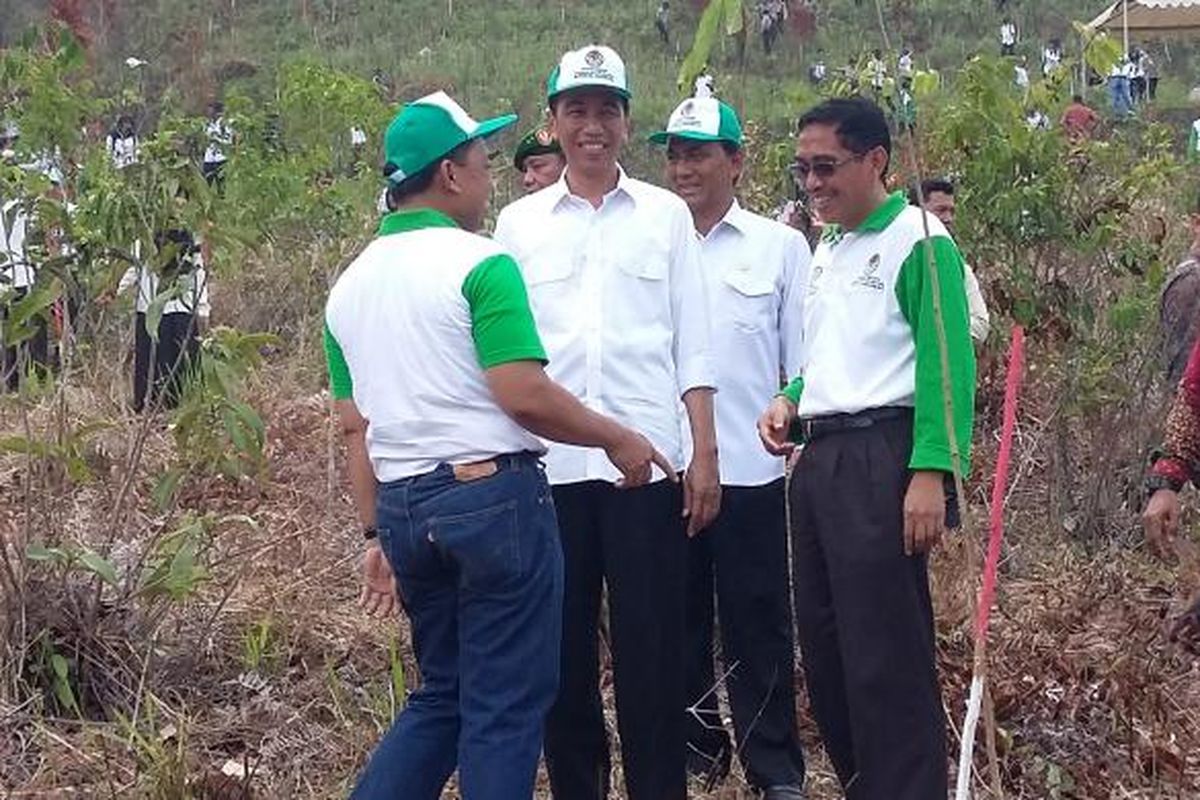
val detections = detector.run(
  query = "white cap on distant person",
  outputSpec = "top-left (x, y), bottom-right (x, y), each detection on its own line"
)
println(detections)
top-left (547, 45), bottom-right (631, 102)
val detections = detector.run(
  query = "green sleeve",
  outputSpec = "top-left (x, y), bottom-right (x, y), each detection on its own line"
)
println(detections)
top-left (1190, 125), bottom-right (1199, 163)
top-left (461, 254), bottom-right (547, 369)
top-left (323, 323), bottom-right (353, 400)
top-left (779, 375), bottom-right (805, 405)
top-left (895, 236), bottom-right (976, 475)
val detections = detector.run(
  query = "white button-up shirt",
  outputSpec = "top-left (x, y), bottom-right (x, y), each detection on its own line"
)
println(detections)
top-left (693, 201), bottom-right (809, 486)
top-left (494, 168), bottom-right (715, 485)
top-left (0, 199), bottom-right (34, 289)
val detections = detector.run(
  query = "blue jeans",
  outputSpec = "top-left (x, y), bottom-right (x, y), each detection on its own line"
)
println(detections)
top-left (1109, 75), bottom-right (1132, 117)
top-left (352, 453), bottom-right (563, 800)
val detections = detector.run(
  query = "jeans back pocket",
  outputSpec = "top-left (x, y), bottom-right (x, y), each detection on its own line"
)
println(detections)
top-left (429, 499), bottom-right (522, 591)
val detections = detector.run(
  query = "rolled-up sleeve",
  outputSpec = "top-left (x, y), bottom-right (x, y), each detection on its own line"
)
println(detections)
top-left (669, 206), bottom-right (715, 395)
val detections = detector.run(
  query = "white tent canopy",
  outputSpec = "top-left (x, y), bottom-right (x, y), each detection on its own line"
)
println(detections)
top-left (1088, 0), bottom-right (1200, 39)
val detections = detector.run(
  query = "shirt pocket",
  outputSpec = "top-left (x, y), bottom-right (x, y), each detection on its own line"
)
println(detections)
top-left (723, 268), bottom-right (776, 332)
top-left (612, 240), bottom-right (672, 328)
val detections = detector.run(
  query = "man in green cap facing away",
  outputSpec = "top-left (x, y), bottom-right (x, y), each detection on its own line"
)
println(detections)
top-left (653, 97), bottom-right (809, 799)
top-left (494, 45), bottom-right (719, 800)
top-left (326, 90), bottom-right (671, 800)
top-left (513, 125), bottom-right (564, 193)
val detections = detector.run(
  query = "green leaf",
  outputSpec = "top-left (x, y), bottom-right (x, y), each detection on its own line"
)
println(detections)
top-left (49, 652), bottom-right (79, 713)
top-left (678, 0), bottom-right (728, 93)
top-left (77, 550), bottom-right (119, 586)
top-left (152, 468), bottom-right (185, 511)
top-left (26, 543), bottom-right (69, 563)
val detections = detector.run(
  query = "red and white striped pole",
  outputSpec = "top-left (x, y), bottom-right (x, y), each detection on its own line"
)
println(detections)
top-left (955, 325), bottom-right (1025, 800)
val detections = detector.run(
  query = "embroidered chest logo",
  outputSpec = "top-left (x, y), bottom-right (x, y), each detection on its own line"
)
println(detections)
top-left (851, 253), bottom-right (885, 291)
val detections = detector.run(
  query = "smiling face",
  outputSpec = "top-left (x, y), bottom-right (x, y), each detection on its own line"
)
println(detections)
top-left (549, 88), bottom-right (629, 175)
top-left (665, 137), bottom-right (740, 220)
top-left (794, 122), bottom-right (888, 228)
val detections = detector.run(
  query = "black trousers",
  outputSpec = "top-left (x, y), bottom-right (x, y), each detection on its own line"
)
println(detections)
top-left (133, 311), bottom-right (199, 412)
top-left (2, 288), bottom-right (51, 391)
top-left (790, 414), bottom-right (947, 800)
top-left (685, 478), bottom-right (805, 789)
top-left (544, 479), bottom-right (687, 800)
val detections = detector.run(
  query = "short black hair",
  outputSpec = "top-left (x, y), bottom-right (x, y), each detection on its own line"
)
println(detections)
top-left (1072, 94), bottom-right (1084, 103)
top-left (385, 139), bottom-right (474, 208)
top-left (796, 97), bottom-right (891, 176)
top-left (907, 177), bottom-right (955, 206)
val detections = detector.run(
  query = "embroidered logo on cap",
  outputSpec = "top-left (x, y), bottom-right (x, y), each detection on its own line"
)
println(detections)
top-left (535, 128), bottom-right (554, 145)
top-left (585, 49), bottom-right (605, 67)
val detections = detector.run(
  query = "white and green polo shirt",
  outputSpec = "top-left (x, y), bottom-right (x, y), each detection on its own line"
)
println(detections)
top-left (781, 191), bottom-right (976, 474)
top-left (324, 208), bottom-right (547, 482)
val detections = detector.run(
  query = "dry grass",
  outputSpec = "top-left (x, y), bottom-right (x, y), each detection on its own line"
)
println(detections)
top-left (3, 359), bottom-right (1200, 799)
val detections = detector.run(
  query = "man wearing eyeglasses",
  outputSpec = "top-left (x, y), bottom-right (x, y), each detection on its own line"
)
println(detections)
top-left (653, 97), bottom-right (809, 799)
top-left (758, 97), bottom-right (975, 800)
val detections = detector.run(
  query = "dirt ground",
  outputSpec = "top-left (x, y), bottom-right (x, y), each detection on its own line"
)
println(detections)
top-left (4, 381), bottom-right (1200, 799)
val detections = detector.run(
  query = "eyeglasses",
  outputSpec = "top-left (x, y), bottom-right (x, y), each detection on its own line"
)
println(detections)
top-left (788, 153), bottom-right (865, 183)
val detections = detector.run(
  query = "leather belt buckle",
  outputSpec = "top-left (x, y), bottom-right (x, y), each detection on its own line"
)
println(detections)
top-left (452, 459), bottom-right (499, 482)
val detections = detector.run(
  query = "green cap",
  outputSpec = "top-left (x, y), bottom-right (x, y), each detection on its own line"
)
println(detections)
top-left (648, 97), bottom-right (743, 147)
top-left (513, 126), bottom-right (562, 170)
top-left (547, 45), bottom-right (631, 103)
top-left (384, 91), bottom-right (517, 184)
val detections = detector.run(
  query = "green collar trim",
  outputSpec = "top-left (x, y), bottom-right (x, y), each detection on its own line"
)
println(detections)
top-left (818, 191), bottom-right (907, 245)
top-left (377, 208), bottom-right (460, 237)
top-left (855, 191), bottom-right (907, 233)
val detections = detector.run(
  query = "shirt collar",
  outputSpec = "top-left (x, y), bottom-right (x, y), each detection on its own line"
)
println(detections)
top-left (704, 198), bottom-right (749, 240)
top-left (548, 165), bottom-right (636, 211)
top-left (377, 208), bottom-right (460, 237)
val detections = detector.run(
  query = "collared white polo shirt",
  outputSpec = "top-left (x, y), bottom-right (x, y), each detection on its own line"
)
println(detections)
top-left (494, 167), bottom-right (715, 485)
top-left (325, 208), bottom-right (547, 482)
top-left (781, 192), bottom-right (975, 475)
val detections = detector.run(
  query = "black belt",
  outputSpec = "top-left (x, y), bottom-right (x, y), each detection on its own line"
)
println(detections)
top-left (792, 406), bottom-right (912, 444)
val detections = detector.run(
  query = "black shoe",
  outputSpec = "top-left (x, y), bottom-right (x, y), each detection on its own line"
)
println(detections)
top-left (762, 785), bottom-right (807, 800)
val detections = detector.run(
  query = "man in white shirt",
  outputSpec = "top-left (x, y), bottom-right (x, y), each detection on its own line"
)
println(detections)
top-left (328, 92), bottom-right (670, 800)
top-left (653, 97), bottom-right (808, 800)
top-left (1000, 17), bottom-right (1017, 56)
top-left (0, 196), bottom-right (49, 391)
top-left (107, 114), bottom-right (139, 170)
top-left (494, 44), bottom-right (719, 800)
top-left (1014, 56), bottom-right (1030, 91)
top-left (117, 230), bottom-right (211, 411)
top-left (203, 101), bottom-right (232, 186)
top-left (760, 96), bottom-right (975, 800)
top-left (908, 179), bottom-right (990, 344)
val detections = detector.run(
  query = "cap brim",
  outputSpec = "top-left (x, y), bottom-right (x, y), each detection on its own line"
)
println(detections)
top-left (547, 84), bottom-right (632, 103)
top-left (471, 114), bottom-right (519, 140)
top-left (648, 130), bottom-right (734, 146)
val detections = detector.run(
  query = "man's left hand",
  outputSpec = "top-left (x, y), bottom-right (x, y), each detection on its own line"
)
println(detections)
top-left (903, 470), bottom-right (946, 556)
top-left (359, 541), bottom-right (398, 618)
top-left (683, 451), bottom-right (721, 537)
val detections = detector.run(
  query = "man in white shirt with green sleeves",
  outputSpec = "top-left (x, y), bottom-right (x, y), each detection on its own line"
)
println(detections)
top-left (325, 91), bottom-right (670, 800)
top-left (759, 96), bottom-right (975, 800)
